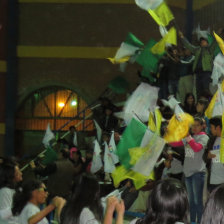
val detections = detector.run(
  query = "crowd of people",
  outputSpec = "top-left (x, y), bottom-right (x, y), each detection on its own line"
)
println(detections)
top-left (1, 27), bottom-right (224, 224)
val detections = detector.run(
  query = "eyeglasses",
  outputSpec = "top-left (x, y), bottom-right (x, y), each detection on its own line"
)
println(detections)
top-left (38, 187), bottom-right (48, 192)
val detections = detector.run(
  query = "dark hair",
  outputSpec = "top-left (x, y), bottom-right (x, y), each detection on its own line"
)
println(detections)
top-left (194, 117), bottom-right (205, 126)
top-left (199, 37), bottom-right (208, 43)
top-left (12, 179), bottom-right (42, 215)
top-left (201, 184), bottom-right (224, 224)
top-left (60, 173), bottom-right (103, 224)
top-left (136, 179), bottom-right (190, 224)
top-left (196, 98), bottom-right (209, 116)
top-left (0, 159), bottom-right (18, 189)
top-left (69, 125), bottom-right (76, 131)
top-left (184, 93), bottom-right (195, 107)
top-left (209, 116), bottom-right (222, 129)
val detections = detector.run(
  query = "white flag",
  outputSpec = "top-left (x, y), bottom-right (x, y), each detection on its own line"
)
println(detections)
top-left (211, 53), bottom-right (224, 85)
top-left (104, 142), bottom-right (116, 173)
top-left (132, 134), bottom-right (165, 176)
top-left (90, 140), bottom-right (103, 174)
top-left (161, 95), bottom-right (180, 111)
top-left (135, 0), bottom-right (163, 11)
top-left (194, 24), bottom-right (210, 41)
top-left (115, 42), bottom-right (139, 60)
top-left (94, 120), bottom-right (102, 142)
top-left (124, 83), bottom-right (159, 124)
top-left (42, 123), bottom-right (55, 148)
top-left (73, 132), bottom-right (78, 146)
top-left (212, 84), bottom-right (224, 117)
top-left (108, 131), bottom-right (119, 164)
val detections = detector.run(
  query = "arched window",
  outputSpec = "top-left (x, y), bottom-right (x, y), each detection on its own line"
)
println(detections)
top-left (16, 86), bottom-right (94, 131)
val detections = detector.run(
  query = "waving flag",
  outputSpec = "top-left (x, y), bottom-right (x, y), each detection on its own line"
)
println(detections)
top-left (42, 123), bottom-right (55, 148)
top-left (214, 31), bottom-right (224, 55)
top-left (104, 142), bottom-right (116, 173)
top-left (91, 140), bottom-right (103, 174)
top-left (108, 131), bottom-right (119, 164)
top-left (211, 53), bottom-right (224, 85)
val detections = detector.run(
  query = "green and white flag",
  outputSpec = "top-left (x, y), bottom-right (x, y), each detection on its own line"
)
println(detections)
top-left (104, 141), bottom-right (116, 173)
top-left (108, 131), bottom-right (119, 164)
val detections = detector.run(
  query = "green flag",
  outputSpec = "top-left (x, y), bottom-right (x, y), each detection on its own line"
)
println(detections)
top-left (117, 118), bottom-right (147, 169)
top-left (136, 39), bottom-right (163, 77)
top-left (41, 147), bottom-right (58, 165)
top-left (125, 32), bottom-right (144, 48)
top-left (108, 76), bottom-right (129, 94)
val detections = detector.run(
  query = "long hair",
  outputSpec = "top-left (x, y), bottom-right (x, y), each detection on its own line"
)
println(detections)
top-left (137, 178), bottom-right (190, 224)
top-left (60, 173), bottom-right (103, 224)
top-left (0, 159), bottom-right (17, 189)
top-left (12, 179), bottom-right (42, 216)
top-left (201, 184), bottom-right (224, 224)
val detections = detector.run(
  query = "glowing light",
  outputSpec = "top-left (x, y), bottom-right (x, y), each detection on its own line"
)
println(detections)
top-left (58, 102), bottom-right (65, 107)
top-left (71, 100), bottom-right (77, 106)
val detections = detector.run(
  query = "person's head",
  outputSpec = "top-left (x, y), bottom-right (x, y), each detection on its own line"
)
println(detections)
top-left (191, 117), bottom-right (205, 134)
top-left (60, 148), bottom-right (70, 159)
top-left (69, 126), bottom-right (76, 134)
top-left (184, 93), bottom-right (195, 107)
top-left (70, 147), bottom-right (81, 162)
top-left (210, 116), bottom-right (222, 137)
top-left (199, 37), bottom-right (209, 47)
top-left (137, 178), bottom-right (189, 224)
top-left (196, 98), bottom-right (209, 115)
top-left (60, 173), bottom-right (103, 224)
top-left (0, 159), bottom-right (22, 189)
top-left (201, 184), bottom-right (224, 224)
top-left (105, 107), bottom-right (113, 116)
top-left (12, 180), bottom-right (48, 215)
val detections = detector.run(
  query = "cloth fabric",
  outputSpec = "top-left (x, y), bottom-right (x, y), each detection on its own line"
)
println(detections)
top-left (210, 137), bottom-right (224, 185)
top-left (18, 202), bottom-right (48, 224)
top-left (185, 172), bottom-right (205, 223)
top-left (0, 187), bottom-right (18, 224)
top-left (79, 207), bottom-right (99, 224)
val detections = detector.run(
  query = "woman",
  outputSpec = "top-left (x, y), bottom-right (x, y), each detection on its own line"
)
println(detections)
top-left (183, 93), bottom-right (197, 116)
top-left (12, 179), bottom-right (65, 224)
top-left (60, 173), bottom-right (124, 224)
top-left (130, 178), bottom-right (190, 224)
top-left (70, 147), bottom-right (84, 175)
top-left (201, 184), bottom-right (224, 224)
top-left (0, 158), bottom-right (22, 223)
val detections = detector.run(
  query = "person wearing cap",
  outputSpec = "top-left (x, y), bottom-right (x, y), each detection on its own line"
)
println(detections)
top-left (179, 31), bottom-right (218, 99)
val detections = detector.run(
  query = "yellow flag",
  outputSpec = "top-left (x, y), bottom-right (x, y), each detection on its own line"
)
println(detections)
top-left (205, 80), bottom-right (224, 119)
top-left (155, 108), bottom-right (162, 135)
top-left (148, 2), bottom-right (174, 26)
top-left (112, 165), bottom-right (155, 190)
top-left (213, 31), bottom-right (224, 55)
top-left (164, 113), bottom-right (194, 143)
top-left (107, 56), bottom-right (130, 64)
top-left (151, 27), bottom-right (177, 55)
top-left (148, 111), bottom-right (157, 132)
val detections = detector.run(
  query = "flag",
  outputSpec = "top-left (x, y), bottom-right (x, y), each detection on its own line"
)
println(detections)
top-left (123, 83), bottom-right (159, 124)
top-left (194, 24), bottom-right (210, 41)
top-left (132, 134), bottom-right (165, 176)
top-left (90, 140), bottom-right (103, 173)
top-left (148, 2), bottom-right (174, 26)
top-left (164, 105), bottom-right (194, 142)
top-left (94, 120), bottom-right (102, 142)
top-left (42, 123), bottom-right (55, 148)
top-left (161, 95), bottom-right (180, 110)
top-left (214, 32), bottom-right (224, 55)
top-left (42, 146), bottom-right (58, 165)
top-left (108, 33), bottom-right (144, 64)
top-left (148, 108), bottom-right (162, 135)
top-left (73, 132), bottom-right (78, 146)
top-left (116, 117), bottom-right (147, 169)
top-left (211, 53), bottom-right (224, 85)
top-left (108, 76), bottom-right (129, 94)
top-left (205, 82), bottom-right (224, 118)
top-left (104, 141), bottom-right (116, 173)
top-left (108, 131), bottom-right (119, 164)
top-left (151, 27), bottom-right (177, 55)
top-left (220, 113), bottom-right (224, 163)
top-left (112, 165), bottom-right (155, 190)
top-left (135, 0), bottom-right (163, 11)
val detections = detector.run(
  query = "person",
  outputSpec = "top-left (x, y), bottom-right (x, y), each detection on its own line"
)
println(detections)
top-left (129, 178), bottom-right (190, 224)
top-left (179, 31), bottom-right (217, 99)
top-left (60, 173), bottom-right (125, 224)
top-left (31, 149), bottom-right (75, 198)
top-left (69, 147), bottom-right (84, 175)
top-left (200, 184), bottom-right (224, 224)
top-left (12, 179), bottom-right (65, 224)
top-left (206, 116), bottom-right (224, 192)
top-left (183, 93), bottom-right (197, 116)
top-left (101, 106), bottom-right (118, 132)
top-left (178, 49), bottom-right (195, 104)
top-left (0, 158), bottom-right (23, 224)
top-left (170, 117), bottom-right (209, 223)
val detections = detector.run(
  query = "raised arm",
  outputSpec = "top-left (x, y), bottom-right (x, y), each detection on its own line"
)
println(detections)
top-left (179, 31), bottom-right (199, 54)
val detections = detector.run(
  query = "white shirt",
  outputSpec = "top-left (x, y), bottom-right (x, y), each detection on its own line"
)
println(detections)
top-left (19, 203), bottom-right (48, 224)
top-left (130, 219), bottom-right (184, 224)
top-left (79, 207), bottom-right (99, 224)
top-left (0, 187), bottom-right (18, 224)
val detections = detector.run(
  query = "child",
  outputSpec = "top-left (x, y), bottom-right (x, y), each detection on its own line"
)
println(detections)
top-left (206, 116), bottom-right (224, 192)
top-left (170, 117), bottom-right (209, 223)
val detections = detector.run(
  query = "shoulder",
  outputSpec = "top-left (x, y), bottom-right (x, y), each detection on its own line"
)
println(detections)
top-left (0, 187), bottom-right (14, 195)
top-left (79, 207), bottom-right (98, 224)
top-left (130, 218), bottom-right (139, 224)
